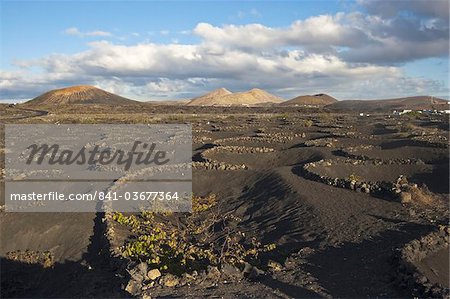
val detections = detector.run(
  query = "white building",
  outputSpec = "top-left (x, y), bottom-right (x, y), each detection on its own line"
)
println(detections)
top-left (393, 109), bottom-right (413, 115)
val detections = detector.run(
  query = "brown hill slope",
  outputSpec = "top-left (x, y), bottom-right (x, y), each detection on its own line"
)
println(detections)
top-left (186, 88), bottom-right (232, 106)
top-left (327, 96), bottom-right (449, 112)
top-left (187, 88), bottom-right (283, 106)
top-left (279, 93), bottom-right (337, 106)
top-left (25, 85), bottom-right (138, 106)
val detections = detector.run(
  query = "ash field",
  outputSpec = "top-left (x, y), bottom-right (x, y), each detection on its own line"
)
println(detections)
top-left (0, 86), bottom-right (449, 298)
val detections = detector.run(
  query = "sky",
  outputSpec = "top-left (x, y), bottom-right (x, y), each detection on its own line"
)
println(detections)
top-left (0, 0), bottom-right (449, 102)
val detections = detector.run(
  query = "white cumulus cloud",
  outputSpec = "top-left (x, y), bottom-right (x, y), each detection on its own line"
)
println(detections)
top-left (63, 27), bottom-right (113, 37)
top-left (1, 5), bottom-right (448, 101)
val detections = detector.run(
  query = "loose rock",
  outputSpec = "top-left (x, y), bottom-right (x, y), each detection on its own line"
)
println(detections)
top-left (161, 274), bottom-right (179, 287)
top-left (147, 269), bottom-right (161, 281)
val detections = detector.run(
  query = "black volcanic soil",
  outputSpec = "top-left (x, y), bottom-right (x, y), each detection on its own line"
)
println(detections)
top-left (417, 247), bottom-right (449, 287)
top-left (1, 105), bottom-right (449, 298)
top-left (327, 96), bottom-right (449, 112)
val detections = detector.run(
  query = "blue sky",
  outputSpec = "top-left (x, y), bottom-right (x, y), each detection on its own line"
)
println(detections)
top-left (1, 1), bottom-right (348, 67)
top-left (1, 0), bottom-right (449, 101)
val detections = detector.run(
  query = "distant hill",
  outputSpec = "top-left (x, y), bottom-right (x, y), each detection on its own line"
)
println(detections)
top-left (25, 85), bottom-right (138, 106)
top-left (187, 88), bottom-right (283, 106)
top-left (146, 99), bottom-right (191, 105)
top-left (279, 93), bottom-right (337, 106)
top-left (327, 96), bottom-right (449, 112)
top-left (187, 88), bottom-right (232, 106)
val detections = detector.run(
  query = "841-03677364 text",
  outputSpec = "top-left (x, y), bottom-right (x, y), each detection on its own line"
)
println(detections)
top-left (9, 191), bottom-right (183, 201)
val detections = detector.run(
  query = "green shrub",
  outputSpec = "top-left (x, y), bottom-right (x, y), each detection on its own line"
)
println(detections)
top-left (112, 194), bottom-right (276, 275)
top-left (348, 173), bottom-right (361, 182)
top-left (303, 120), bottom-right (314, 127)
top-left (402, 111), bottom-right (422, 119)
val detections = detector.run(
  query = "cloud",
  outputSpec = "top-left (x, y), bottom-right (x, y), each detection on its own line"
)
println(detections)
top-left (85, 30), bottom-right (113, 37)
top-left (2, 37), bottom-right (447, 101)
top-left (64, 27), bottom-right (82, 36)
top-left (19, 40), bottom-right (390, 80)
top-left (2, 8), bottom-right (448, 101)
top-left (231, 8), bottom-right (262, 20)
top-left (0, 69), bottom-right (89, 100)
top-left (338, 12), bottom-right (449, 63)
top-left (358, 0), bottom-right (449, 20)
top-left (63, 27), bottom-right (113, 37)
top-left (194, 12), bottom-right (449, 63)
top-left (194, 15), bottom-right (370, 51)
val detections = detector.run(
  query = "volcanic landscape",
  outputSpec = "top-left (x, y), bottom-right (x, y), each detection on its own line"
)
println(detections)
top-left (0, 85), bottom-right (449, 298)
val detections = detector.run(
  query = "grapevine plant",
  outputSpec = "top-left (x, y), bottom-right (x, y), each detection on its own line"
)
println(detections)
top-left (112, 194), bottom-right (276, 275)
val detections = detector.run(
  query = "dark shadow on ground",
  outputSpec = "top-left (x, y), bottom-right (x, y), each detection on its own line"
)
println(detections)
top-left (380, 139), bottom-right (446, 150)
top-left (260, 275), bottom-right (322, 298)
top-left (0, 258), bottom-right (130, 298)
top-left (303, 222), bottom-right (434, 298)
top-left (1, 212), bottom-right (130, 298)
top-left (368, 214), bottom-right (408, 224)
top-left (410, 164), bottom-right (449, 194)
top-left (194, 143), bottom-right (216, 151)
top-left (372, 123), bottom-right (397, 135)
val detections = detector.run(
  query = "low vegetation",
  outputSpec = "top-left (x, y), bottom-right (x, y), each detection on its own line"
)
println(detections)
top-left (401, 111), bottom-right (423, 119)
top-left (303, 119), bottom-right (314, 127)
top-left (348, 173), bottom-right (361, 182)
top-left (6, 250), bottom-right (54, 268)
top-left (112, 194), bottom-right (276, 276)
